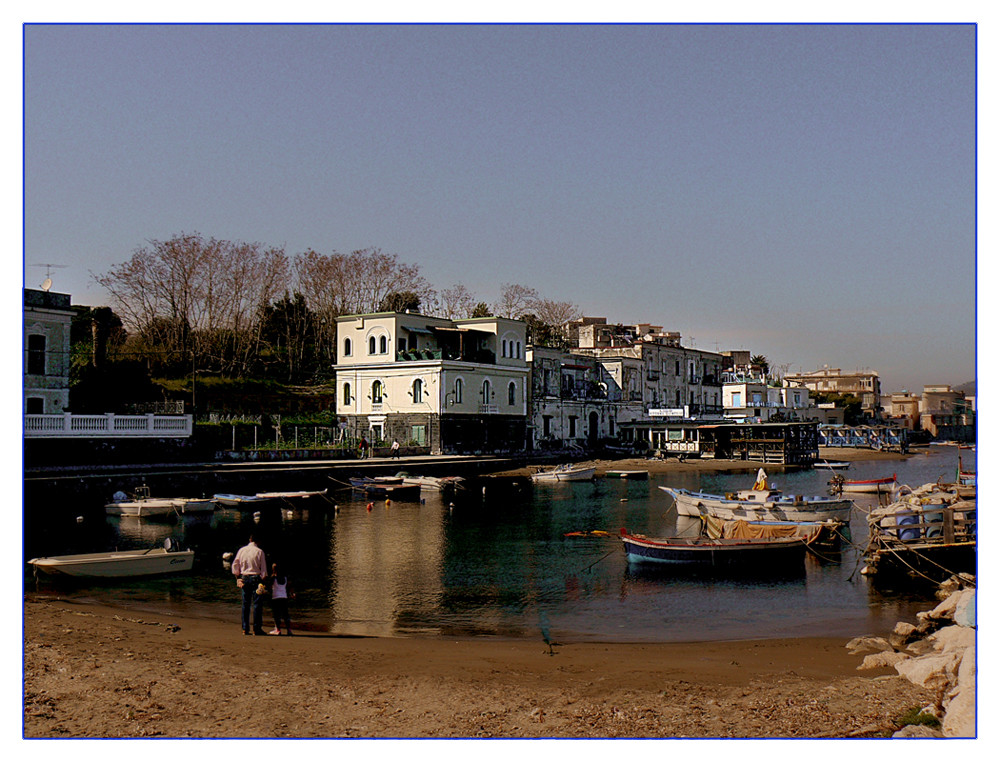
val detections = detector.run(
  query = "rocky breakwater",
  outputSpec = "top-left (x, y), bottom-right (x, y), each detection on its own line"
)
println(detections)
top-left (848, 575), bottom-right (976, 738)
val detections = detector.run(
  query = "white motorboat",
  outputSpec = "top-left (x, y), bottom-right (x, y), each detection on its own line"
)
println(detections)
top-left (105, 485), bottom-right (179, 519)
top-left (28, 539), bottom-right (194, 578)
top-left (531, 464), bottom-right (596, 483)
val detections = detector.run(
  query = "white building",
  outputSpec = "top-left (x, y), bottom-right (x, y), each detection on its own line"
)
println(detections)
top-left (24, 288), bottom-right (73, 414)
top-left (333, 311), bottom-right (529, 454)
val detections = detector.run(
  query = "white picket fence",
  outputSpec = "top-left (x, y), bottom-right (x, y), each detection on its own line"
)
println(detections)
top-left (24, 413), bottom-right (193, 438)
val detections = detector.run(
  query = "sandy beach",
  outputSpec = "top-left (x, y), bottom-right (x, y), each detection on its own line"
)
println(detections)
top-left (23, 594), bottom-right (934, 739)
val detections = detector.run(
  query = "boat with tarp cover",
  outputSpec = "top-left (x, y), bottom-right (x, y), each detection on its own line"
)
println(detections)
top-left (620, 527), bottom-right (816, 568)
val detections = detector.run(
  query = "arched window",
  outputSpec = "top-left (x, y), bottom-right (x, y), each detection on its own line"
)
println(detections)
top-left (343, 337), bottom-right (352, 357)
top-left (369, 336), bottom-right (377, 355)
top-left (482, 379), bottom-right (492, 402)
top-left (412, 378), bottom-right (423, 404)
top-left (502, 339), bottom-right (508, 358)
top-left (372, 380), bottom-right (383, 404)
top-left (508, 381), bottom-right (516, 406)
top-left (343, 382), bottom-right (352, 407)
top-left (515, 341), bottom-right (521, 358)
top-left (455, 378), bottom-right (463, 404)
top-left (379, 335), bottom-right (388, 354)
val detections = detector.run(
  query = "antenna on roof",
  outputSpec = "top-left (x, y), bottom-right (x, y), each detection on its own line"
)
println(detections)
top-left (31, 263), bottom-right (67, 291)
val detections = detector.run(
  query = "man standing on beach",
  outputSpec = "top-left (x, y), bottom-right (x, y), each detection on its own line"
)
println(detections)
top-left (232, 535), bottom-right (268, 635)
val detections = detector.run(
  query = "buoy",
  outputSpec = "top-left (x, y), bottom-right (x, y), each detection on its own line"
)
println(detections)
top-left (286, 510), bottom-right (294, 518)
top-left (366, 502), bottom-right (373, 512)
top-left (253, 511), bottom-right (261, 522)
top-left (334, 504), bottom-right (339, 513)
top-left (385, 499), bottom-right (391, 507)
top-left (76, 516), bottom-right (84, 523)
top-left (620, 498), bottom-right (628, 503)
top-left (222, 552), bottom-right (233, 561)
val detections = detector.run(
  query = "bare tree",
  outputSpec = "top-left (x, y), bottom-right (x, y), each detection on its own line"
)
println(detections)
top-left (439, 283), bottom-right (478, 319)
top-left (492, 283), bottom-right (539, 319)
top-left (532, 298), bottom-right (580, 328)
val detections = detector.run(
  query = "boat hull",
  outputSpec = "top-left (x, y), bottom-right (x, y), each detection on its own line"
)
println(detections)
top-left (104, 499), bottom-right (178, 518)
top-left (840, 482), bottom-right (896, 494)
top-left (605, 470), bottom-right (649, 480)
top-left (29, 548), bottom-right (195, 578)
top-left (532, 466), bottom-right (596, 482)
top-left (213, 494), bottom-right (274, 509)
top-left (660, 486), bottom-right (853, 523)
top-left (621, 533), bottom-right (809, 567)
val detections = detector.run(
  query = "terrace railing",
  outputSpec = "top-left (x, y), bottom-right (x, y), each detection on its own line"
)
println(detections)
top-left (24, 413), bottom-right (193, 438)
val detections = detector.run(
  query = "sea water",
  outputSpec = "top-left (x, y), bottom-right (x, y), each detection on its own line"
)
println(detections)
top-left (23, 447), bottom-right (971, 642)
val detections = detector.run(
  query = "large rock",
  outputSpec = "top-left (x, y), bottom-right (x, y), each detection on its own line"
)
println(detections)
top-left (895, 652), bottom-right (963, 692)
top-left (889, 621), bottom-right (920, 649)
top-left (942, 647), bottom-right (976, 737)
top-left (954, 591), bottom-right (976, 627)
top-left (846, 636), bottom-right (893, 655)
top-left (893, 724), bottom-right (944, 738)
top-left (858, 651), bottom-right (910, 671)
top-left (929, 625), bottom-right (976, 655)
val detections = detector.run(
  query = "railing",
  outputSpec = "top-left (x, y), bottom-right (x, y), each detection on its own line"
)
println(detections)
top-left (479, 404), bottom-right (498, 414)
top-left (24, 413), bottom-right (193, 438)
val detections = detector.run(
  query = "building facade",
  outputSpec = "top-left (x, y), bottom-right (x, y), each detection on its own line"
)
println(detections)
top-left (919, 385), bottom-right (975, 441)
top-left (333, 312), bottom-right (529, 454)
top-left (783, 366), bottom-right (882, 418)
top-left (23, 288), bottom-right (73, 414)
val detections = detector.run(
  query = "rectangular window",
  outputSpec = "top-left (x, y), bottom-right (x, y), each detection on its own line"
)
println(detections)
top-left (543, 415), bottom-right (552, 437)
top-left (568, 416), bottom-right (577, 438)
top-left (27, 334), bottom-right (46, 375)
top-left (732, 392), bottom-right (742, 407)
top-left (411, 425), bottom-right (426, 446)
top-left (26, 397), bottom-right (44, 414)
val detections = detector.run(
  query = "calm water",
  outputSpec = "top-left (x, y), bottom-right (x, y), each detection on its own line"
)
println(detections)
top-left (23, 447), bottom-right (972, 643)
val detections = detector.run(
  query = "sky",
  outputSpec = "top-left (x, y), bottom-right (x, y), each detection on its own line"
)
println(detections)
top-left (18, 18), bottom-right (979, 394)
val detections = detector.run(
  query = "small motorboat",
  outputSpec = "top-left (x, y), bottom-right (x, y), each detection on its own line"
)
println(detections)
top-left (348, 476), bottom-right (404, 490)
top-left (29, 539), bottom-right (194, 578)
top-left (105, 485), bottom-right (178, 519)
top-left (366, 483), bottom-right (421, 501)
top-left (397, 474), bottom-right (466, 492)
top-left (531, 465), bottom-right (596, 483)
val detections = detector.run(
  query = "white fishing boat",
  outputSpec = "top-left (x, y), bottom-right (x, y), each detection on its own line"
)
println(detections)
top-left (28, 539), bottom-right (194, 578)
top-left (105, 486), bottom-right (178, 519)
top-left (531, 464), bottom-right (597, 483)
top-left (659, 469), bottom-right (852, 523)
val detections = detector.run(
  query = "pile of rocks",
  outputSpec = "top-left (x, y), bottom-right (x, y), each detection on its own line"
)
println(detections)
top-left (848, 575), bottom-right (976, 738)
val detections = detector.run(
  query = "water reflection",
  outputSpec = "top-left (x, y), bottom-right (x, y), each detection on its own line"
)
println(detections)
top-left (327, 497), bottom-right (447, 637)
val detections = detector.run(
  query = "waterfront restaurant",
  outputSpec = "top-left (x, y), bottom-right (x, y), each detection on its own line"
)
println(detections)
top-left (620, 420), bottom-right (820, 465)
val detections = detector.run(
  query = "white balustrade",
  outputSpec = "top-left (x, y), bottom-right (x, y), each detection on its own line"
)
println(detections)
top-left (23, 413), bottom-right (193, 438)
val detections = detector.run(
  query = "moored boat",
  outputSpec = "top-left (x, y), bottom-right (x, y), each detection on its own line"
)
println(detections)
top-left (816, 461), bottom-right (850, 470)
top-left (398, 474), bottom-right (466, 492)
top-left (659, 470), bottom-right (853, 523)
top-left (604, 469), bottom-right (649, 480)
top-left (105, 486), bottom-right (178, 519)
top-left (28, 539), bottom-right (194, 578)
top-left (213, 493), bottom-right (275, 508)
top-left (620, 529), bottom-right (813, 568)
top-left (367, 482), bottom-right (422, 500)
top-left (831, 474), bottom-right (896, 494)
top-left (531, 464), bottom-right (596, 483)
top-left (255, 488), bottom-right (330, 502)
top-left (172, 498), bottom-right (216, 514)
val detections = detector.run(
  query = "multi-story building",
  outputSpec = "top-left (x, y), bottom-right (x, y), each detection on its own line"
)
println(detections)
top-left (885, 392), bottom-right (921, 430)
top-left (721, 377), bottom-right (812, 422)
top-left (568, 318), bottom-right (725, 418)
top-left (783, 366), bottom-right (882, 418)
top-left (23, 288), bottom-right (73, 414)
top-left (333, 311), bottom-right (529, 454)
top-left (526, 345), bottom-right (644, 449)
top-left (919, 385), bottom-right (975, 441)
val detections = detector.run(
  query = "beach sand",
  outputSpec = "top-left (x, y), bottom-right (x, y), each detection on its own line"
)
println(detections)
top-left (23, 595), bottom-right (934, 739)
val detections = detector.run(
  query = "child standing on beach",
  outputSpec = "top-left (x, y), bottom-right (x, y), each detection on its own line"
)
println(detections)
top-left (268, 562), bottom-right (295, 635)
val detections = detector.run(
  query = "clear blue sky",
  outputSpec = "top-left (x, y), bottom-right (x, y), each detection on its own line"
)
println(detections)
top-left (21, 22), bottom-right (976, 393)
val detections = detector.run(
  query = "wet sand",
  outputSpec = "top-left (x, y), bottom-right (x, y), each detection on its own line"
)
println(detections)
top-left (24, 596), bottom-right (933, 739)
